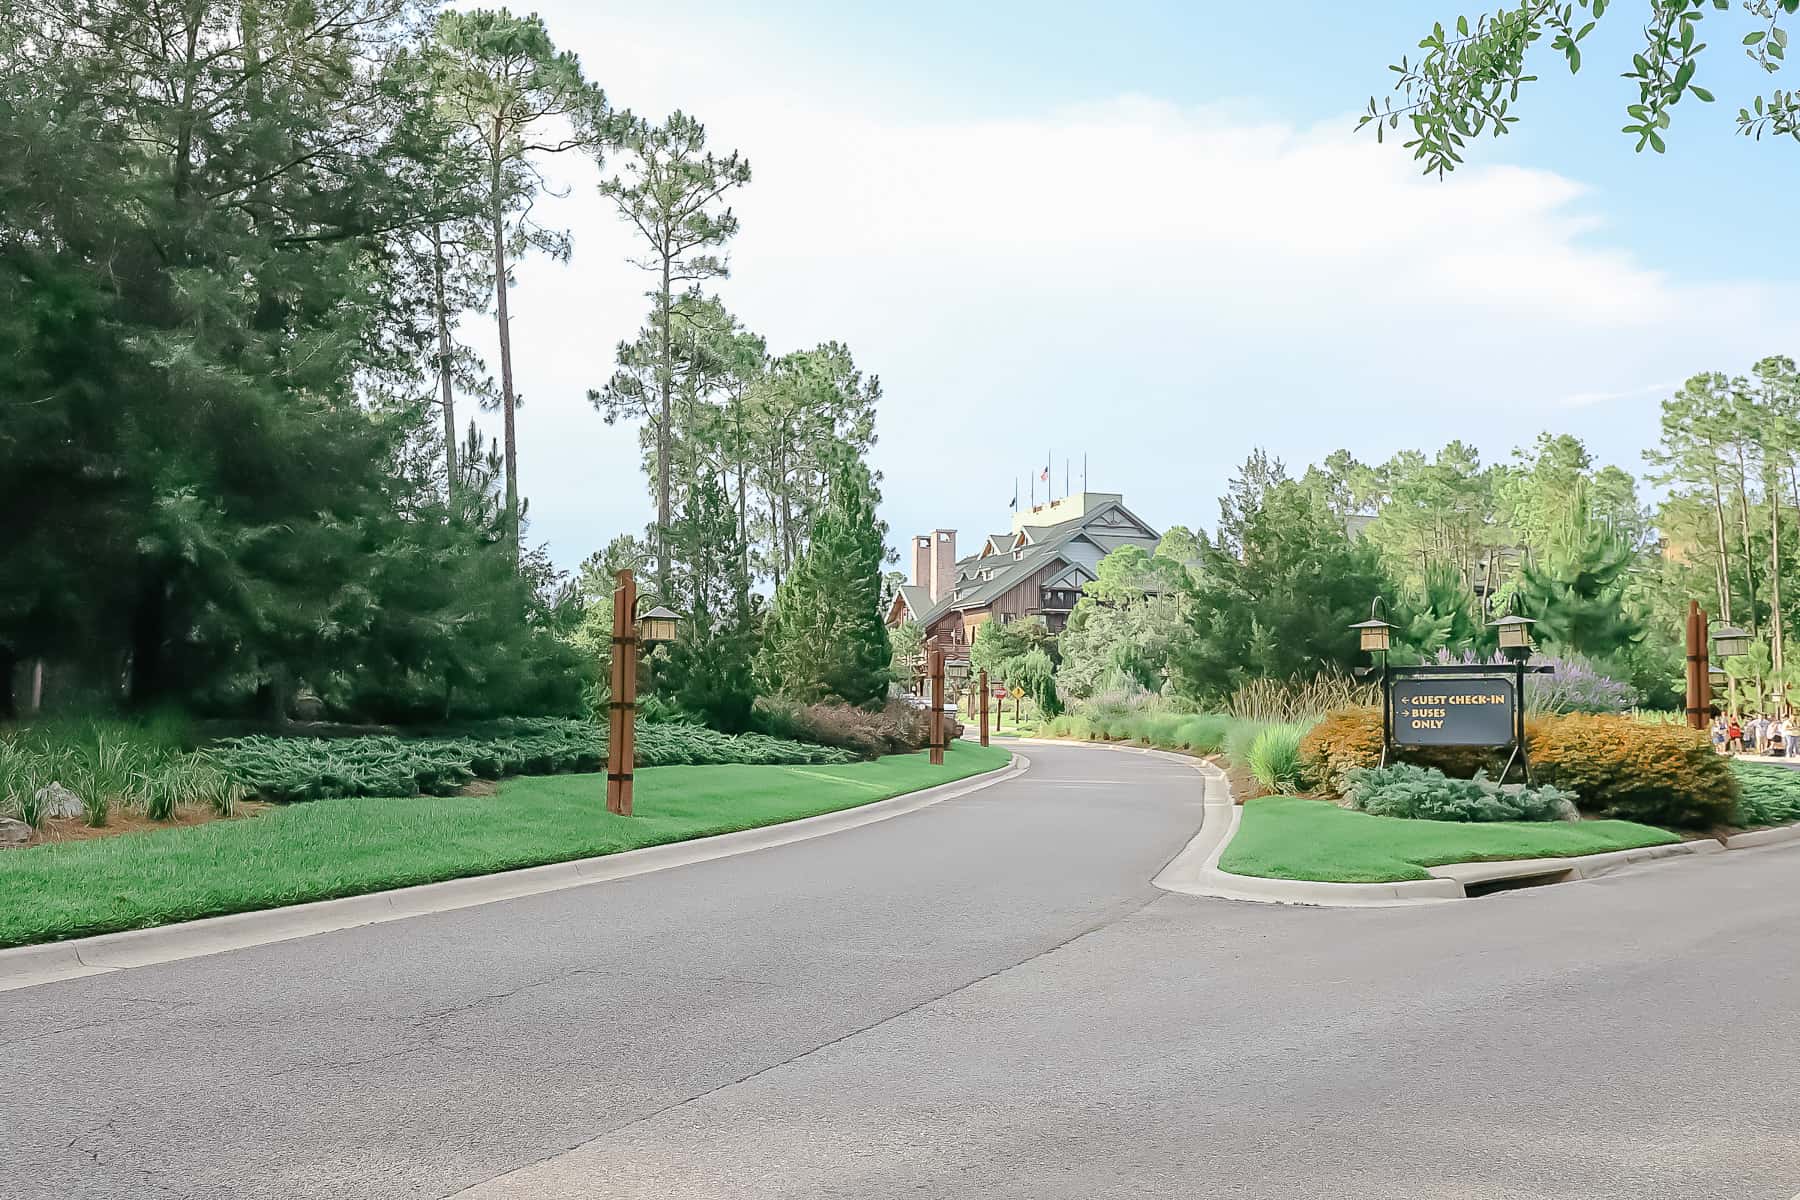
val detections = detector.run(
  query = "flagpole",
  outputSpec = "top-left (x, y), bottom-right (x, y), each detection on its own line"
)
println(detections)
top-left (1083, 453), bottom-right (1088, 493)
top-left (1065, 458), bottom-right (1070, 497)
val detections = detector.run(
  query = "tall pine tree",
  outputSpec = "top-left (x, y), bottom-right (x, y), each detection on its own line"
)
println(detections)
top-left (660, 470), bottom-right (757, 731)
top-left (756, 463), bottom-right (892, 707)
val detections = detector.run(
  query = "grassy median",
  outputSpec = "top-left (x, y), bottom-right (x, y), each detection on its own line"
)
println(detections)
top-left (1219, 796), bottom-right (1681, 884)
top-left (0, 741), bottom-right (1011, 949)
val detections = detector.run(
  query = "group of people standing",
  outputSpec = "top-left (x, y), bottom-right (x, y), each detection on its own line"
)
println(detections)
top-left (1713, 712), bottom-right (1800, 756)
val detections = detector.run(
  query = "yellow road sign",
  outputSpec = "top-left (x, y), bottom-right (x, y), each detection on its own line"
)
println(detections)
top-left (1010, 686), bottom-right (1026, 699)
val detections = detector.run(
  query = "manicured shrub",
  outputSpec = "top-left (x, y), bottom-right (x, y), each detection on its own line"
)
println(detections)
top-left (1245, 723), bottom-right (1308, 793)
top-left (1341, 763), bottom-right (1576, 823)
top-left (214, 720), bottom-right (856, 802)
top-left (1037, 705), bottom-right (1231, 755)
top-left (1526, 713), bottom-right (1737, 829)
top-left (1299, 706), bottom-right (1508, 793)
top-left (1299, 708), bottom-right (1386, 794)
top-left (1732, 762), bottom-right (1800, 827)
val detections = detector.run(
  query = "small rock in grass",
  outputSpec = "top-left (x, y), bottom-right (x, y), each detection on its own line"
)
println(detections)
top-left (34, 783), bottom-right (85, 821)
top-left (0, 816), bottom-right (30, 844)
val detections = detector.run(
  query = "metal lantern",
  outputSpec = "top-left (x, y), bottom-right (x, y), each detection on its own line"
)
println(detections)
top-left (1350, 596), bottom-right (1395, 655)
top-left (636, 605), bottom-right (682, 646)
top-left (1712, 623), bottom-right (1752, 660)
top-left (1489, 612), bottom-right (1536, 656)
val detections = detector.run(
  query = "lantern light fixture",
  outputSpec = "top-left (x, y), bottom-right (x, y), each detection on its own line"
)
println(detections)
top-left (1711, 623), bottom-right (1752, 661)
top-left (636, 605), bottom-right (682, 646)
top-left (1349, 597), bottom-right (1395, 656)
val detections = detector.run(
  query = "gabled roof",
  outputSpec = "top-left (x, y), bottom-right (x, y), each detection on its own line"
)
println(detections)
top-left (887, 583), bottom-right (935, 626)
top-left (979, 533), bottom-right (1013, 557)
top-left (898, 495), bottom-right (1162, 629)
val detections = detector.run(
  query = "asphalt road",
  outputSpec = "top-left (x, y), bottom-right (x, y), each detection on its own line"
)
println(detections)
top-left (4, 742), bottom-right (1799, 1200)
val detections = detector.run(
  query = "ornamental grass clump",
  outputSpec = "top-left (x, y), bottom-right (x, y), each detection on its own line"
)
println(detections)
top-left (1341, 762), bottom-right (1576, 823)
top-left (1244, 722), bottom-right (1309, 793)
top-left (0, 719), bottom-right (243, 828)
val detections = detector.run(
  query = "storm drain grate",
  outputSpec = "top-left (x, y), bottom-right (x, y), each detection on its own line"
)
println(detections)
top-left (1461, 868), bottom-right (1576, 898)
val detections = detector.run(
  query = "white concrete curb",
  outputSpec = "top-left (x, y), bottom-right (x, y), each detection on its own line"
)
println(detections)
top-left (0, 753), bottom-right (1026, 995)
top-left (1722, 822), bottom-right (1800, 850)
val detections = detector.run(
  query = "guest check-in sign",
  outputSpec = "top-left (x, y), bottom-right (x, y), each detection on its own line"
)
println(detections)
top-left (1390, 677), bottom-right (1516, 747)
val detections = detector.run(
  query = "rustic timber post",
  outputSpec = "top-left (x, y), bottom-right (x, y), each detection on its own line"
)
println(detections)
top-left (979, 670), bottom-right (990, 746)
top-left (1684, 600), bottom-right (1707, 731)
top-left (929, 647), bottom-right (945, 765)
top-left (607, 569), bottom-right (639, 815)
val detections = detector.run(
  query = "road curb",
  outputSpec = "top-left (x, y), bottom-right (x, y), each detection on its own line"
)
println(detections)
top-left (0, 753), bottom-right (1027, 994)
top-left (1722, 822), bottom-right (1800, 850)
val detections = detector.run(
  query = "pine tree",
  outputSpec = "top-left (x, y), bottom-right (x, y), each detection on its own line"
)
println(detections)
top-left (756, 463), bottom-right (893, 707)
top-left (1517, 488), bottom-right (1645, 658)
top-left (429, 8), bottom-right (611, 555)
top-left (660, 470), bottom-right (757, 731)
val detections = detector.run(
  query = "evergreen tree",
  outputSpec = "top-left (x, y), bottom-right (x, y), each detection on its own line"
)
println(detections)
top-left (1516, 488), bottom-right (1645, 658)
top-left (756, 463), bottom-right (893, 706)
top-left (660, 471), bottom-right (757, 731)
top-left (593, 111), bottom-right (750, 596)
top-left (428, 8), bottom-right (611, 554)
top-left (1175, 477), bottom-right (1394, 700)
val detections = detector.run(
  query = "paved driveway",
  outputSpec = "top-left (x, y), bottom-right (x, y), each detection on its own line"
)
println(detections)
top-left (3, 742), bottom-right (1797, 1199)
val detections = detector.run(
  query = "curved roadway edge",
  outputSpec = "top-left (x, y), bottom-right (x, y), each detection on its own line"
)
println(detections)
top-left (1014, 736), bottom-right (1779, 907)
top-left (0, 752), bottom-right (1028, 995)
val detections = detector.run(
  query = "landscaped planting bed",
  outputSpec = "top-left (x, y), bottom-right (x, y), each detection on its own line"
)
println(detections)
top-left (213, 718), bottom-right (855, 802)
top-left (0, 740), bottom-right (1012, 948)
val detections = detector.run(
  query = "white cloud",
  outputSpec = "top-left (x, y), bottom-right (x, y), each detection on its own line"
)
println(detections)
top-left (466, 6), bottom-right (1796, 571)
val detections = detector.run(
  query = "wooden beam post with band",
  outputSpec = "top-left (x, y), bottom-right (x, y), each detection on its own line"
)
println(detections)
top-left (929, 647), bottom-right (945, 766)
top-left (606, 568), bottom-right (639, 816)
top-left (979, 669), bottom-right (990, 747)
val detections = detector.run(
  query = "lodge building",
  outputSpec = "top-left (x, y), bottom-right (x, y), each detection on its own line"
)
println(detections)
top-left (886, 492), bottom-right (1161, 662)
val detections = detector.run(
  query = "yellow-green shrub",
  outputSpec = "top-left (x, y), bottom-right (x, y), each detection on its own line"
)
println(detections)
top-left (1301, 707), bottom-right (1734, 828)
top-left (1298, 708), bottom-right (1384, 794)
top-left (1526, 713), bottom-right (1737, 829)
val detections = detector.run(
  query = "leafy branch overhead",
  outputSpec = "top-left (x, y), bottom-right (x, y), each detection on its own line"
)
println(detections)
top-left (1360, 0), bottom-right (1800, 176)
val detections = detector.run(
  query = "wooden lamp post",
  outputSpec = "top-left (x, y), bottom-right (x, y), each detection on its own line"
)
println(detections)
top-left (605, 571), bottom-right (680, 816)
top-left (1685, 601), bottom-right (1750, 729)
top-left (928, 647), bottom-right (945, 766)
top-left (979, 669), bottom-right (990, 747)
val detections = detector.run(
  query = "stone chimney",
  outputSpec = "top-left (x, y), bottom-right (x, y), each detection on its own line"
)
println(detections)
top-left (930, 529), bottom-right (956, 601)
top-left (913, 535), bottom-right (932, 591)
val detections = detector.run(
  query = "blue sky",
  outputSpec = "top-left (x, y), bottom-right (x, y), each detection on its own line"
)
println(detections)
top-left (466, 1), bottom-right (1800, 572)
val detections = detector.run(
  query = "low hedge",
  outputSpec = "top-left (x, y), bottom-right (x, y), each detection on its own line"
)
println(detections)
top-left (1301, 707), bottom-right (1737, 829)
top-left (1342, 763), bottom-right (1576, 823)
top-left (1732, 761), bottom-right (1800, 827)
top-left (1042, 711), bottom-right (1233, 754)
top-left (215, 718), bottom-right (855, 802)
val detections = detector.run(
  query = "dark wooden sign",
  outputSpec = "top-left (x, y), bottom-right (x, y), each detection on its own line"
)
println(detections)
top-left (1391, 676), bottom-right (1516, 747)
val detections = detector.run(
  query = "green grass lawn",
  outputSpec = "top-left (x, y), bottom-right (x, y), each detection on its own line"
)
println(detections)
top-left (1218, 796), bottom-right (1682, 884)
top-left (0, 741), bottom-right (1011, 949)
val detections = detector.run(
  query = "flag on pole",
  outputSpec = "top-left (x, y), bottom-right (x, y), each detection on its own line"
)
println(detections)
top-left (1009, 479), bottom-right (1018, 511)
